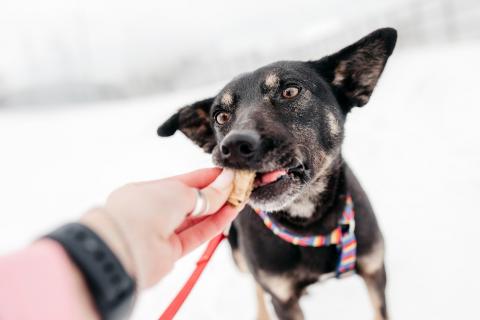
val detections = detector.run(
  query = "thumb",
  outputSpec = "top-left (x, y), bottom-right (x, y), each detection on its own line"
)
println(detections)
top-left (198, 169), bottom-right (234, 215)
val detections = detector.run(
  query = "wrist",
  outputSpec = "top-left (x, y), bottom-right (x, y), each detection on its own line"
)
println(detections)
top-left (80, 208), bottom-right (136, 279)
top-left (45, 223), bottom-right (136, 320)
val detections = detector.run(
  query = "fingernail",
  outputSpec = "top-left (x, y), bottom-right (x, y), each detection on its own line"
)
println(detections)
top-left (210, 169), bottom-right (234, 190)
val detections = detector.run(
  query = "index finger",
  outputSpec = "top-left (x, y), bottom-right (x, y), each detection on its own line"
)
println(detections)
top-left (135, 167), bottom-right (222, 189)
top-left (172, 167), bottom-right (222, 188)
top-left (174, 204), bottom-right (240, 257)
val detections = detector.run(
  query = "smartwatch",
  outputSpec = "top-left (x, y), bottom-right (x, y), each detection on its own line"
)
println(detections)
top-left (47, 223), bottom-right (136, 320)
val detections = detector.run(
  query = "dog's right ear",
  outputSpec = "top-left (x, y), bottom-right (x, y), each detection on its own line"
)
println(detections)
top-left (157, 97), bottom-right (216, 153)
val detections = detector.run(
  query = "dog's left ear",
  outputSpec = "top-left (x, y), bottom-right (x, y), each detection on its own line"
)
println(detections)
top-left (157, 97), bottom-right (216, 153)
top-left (311, 27), bottom-right (397, 112)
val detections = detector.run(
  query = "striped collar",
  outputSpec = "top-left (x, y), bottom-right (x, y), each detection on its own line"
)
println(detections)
top-left (254, 195), bottom-right (357, 277)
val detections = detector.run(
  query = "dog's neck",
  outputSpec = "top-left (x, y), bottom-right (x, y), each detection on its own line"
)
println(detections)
top-left (271, 157), bottom-right (348, 235)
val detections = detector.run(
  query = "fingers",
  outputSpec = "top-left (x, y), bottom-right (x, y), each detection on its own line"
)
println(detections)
top-left (158, 169), bottom-right (234, 231)
top-left (126, 179), bottom-right (198, 237)
top-left (136, 168), bottom-right (222, 189)
top-left (140, 168), bottom-right (233, 236)
top-left (173, 167), bottom-right (222, 188)
top-left (199, 169), bottom-right (234, 215)
top-left (174, 204), bottom-right (239, 257)
top-left (174, 215), bottom-right (210, 234)
top-left (111, 168), bottom-right (234, 239)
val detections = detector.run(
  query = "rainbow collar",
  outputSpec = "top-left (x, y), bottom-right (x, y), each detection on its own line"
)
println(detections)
top-left (254, 195), bottom-right (357, 277)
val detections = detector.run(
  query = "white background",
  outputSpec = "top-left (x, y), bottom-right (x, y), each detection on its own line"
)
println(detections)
top-left (1, 0), bottom-right (479, 319)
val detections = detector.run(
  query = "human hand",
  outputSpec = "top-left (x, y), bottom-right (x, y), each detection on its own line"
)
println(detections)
top-left (81, 168), bottom-right (240, 289)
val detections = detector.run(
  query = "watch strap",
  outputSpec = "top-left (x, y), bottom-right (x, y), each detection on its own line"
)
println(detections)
top-left (46, 223), bottom-right (136, 320)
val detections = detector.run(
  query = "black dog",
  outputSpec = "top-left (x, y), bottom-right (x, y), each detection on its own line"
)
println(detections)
top-left (158, 28), bottom-right (397, 320)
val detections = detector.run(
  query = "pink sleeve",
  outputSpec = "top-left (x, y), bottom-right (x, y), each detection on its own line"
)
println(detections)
top-left (0, 240), bottom-right (99, 320)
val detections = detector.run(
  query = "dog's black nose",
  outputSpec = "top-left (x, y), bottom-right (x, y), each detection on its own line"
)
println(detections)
top-left (220, 131), bottom-right (260, 160)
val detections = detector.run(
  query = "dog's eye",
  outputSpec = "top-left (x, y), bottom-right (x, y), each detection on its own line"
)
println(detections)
top-left (282, 86), bottom-right (300, 99)
top-left (214, 111), bottom-right (231, 125)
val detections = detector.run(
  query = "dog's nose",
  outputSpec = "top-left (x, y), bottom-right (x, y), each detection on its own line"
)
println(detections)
top-left (220, 131), bottom-right (260, 160)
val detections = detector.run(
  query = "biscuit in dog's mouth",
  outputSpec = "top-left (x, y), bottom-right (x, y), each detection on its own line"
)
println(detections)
top-left (227, 163), bottom-right (305, 207)
top-left (227, 169), bottom-right (288, 207)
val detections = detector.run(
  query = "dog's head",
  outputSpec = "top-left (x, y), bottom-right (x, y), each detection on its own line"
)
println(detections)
top-left (158, 28), bottom-right (397, 212)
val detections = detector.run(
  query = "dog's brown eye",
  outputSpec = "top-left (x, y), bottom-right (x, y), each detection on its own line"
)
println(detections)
top-left (215, 112), bottom-right (231, 125)
top-left (282, 87), bottom-right (300, 99)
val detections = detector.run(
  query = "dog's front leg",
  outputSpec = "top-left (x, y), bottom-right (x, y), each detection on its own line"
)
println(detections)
top-left (255, 284), bottom-right (271, 320)
top-left (270, 296), bottom-right (303, 320)
top-left (257, 271), bottom-right (304, 320)
top-left (358, 241), bottom-right (388, 320)
top-left (360, 265), bottom-right (388, 320)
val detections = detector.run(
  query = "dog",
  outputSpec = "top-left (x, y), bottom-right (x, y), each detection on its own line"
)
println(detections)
top-left (158, 28), bottom-right (397, 320)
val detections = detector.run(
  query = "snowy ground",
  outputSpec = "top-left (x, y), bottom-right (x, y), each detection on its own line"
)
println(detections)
top-left (1, 42), bottom-right (479, 319)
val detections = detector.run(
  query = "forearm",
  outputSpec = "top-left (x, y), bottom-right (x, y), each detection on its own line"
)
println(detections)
top-left (0, 168), bottom-right (236, 320)
top-left (0, 239), bottom-right (99, 320)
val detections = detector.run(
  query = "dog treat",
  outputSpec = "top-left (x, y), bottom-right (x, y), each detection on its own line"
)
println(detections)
top-left (228, 170), bottom-right (256, 207)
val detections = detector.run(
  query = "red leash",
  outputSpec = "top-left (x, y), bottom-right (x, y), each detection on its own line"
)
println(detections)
top-left (158, 233), bottom-right (226, 320)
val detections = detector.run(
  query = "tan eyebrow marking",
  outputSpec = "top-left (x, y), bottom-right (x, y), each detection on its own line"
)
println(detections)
top-left (265, 73), bottom-right (280, 89)
top-left (326, 111), bottom-right (340, 136)
top-left (220, 92), bottom-right (234, 106)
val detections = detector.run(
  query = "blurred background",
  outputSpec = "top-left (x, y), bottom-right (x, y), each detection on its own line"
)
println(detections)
top-left (1, 0), bottom-right (479, 107)
top-left (1, 0), bottom-right (479, 319)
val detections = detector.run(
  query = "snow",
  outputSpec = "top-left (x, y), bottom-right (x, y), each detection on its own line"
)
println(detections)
top-left (1, 42), bottom-right (479, 319)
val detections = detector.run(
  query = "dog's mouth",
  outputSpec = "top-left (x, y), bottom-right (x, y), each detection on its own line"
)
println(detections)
top-left (253, 162), bottom-right (305, 189)
top-left (249, 160), bottom-right (307, 209)
top-left (254, 169), bottom-right (287, 188)
top-left (213, 144), bottom-right (310, 210)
